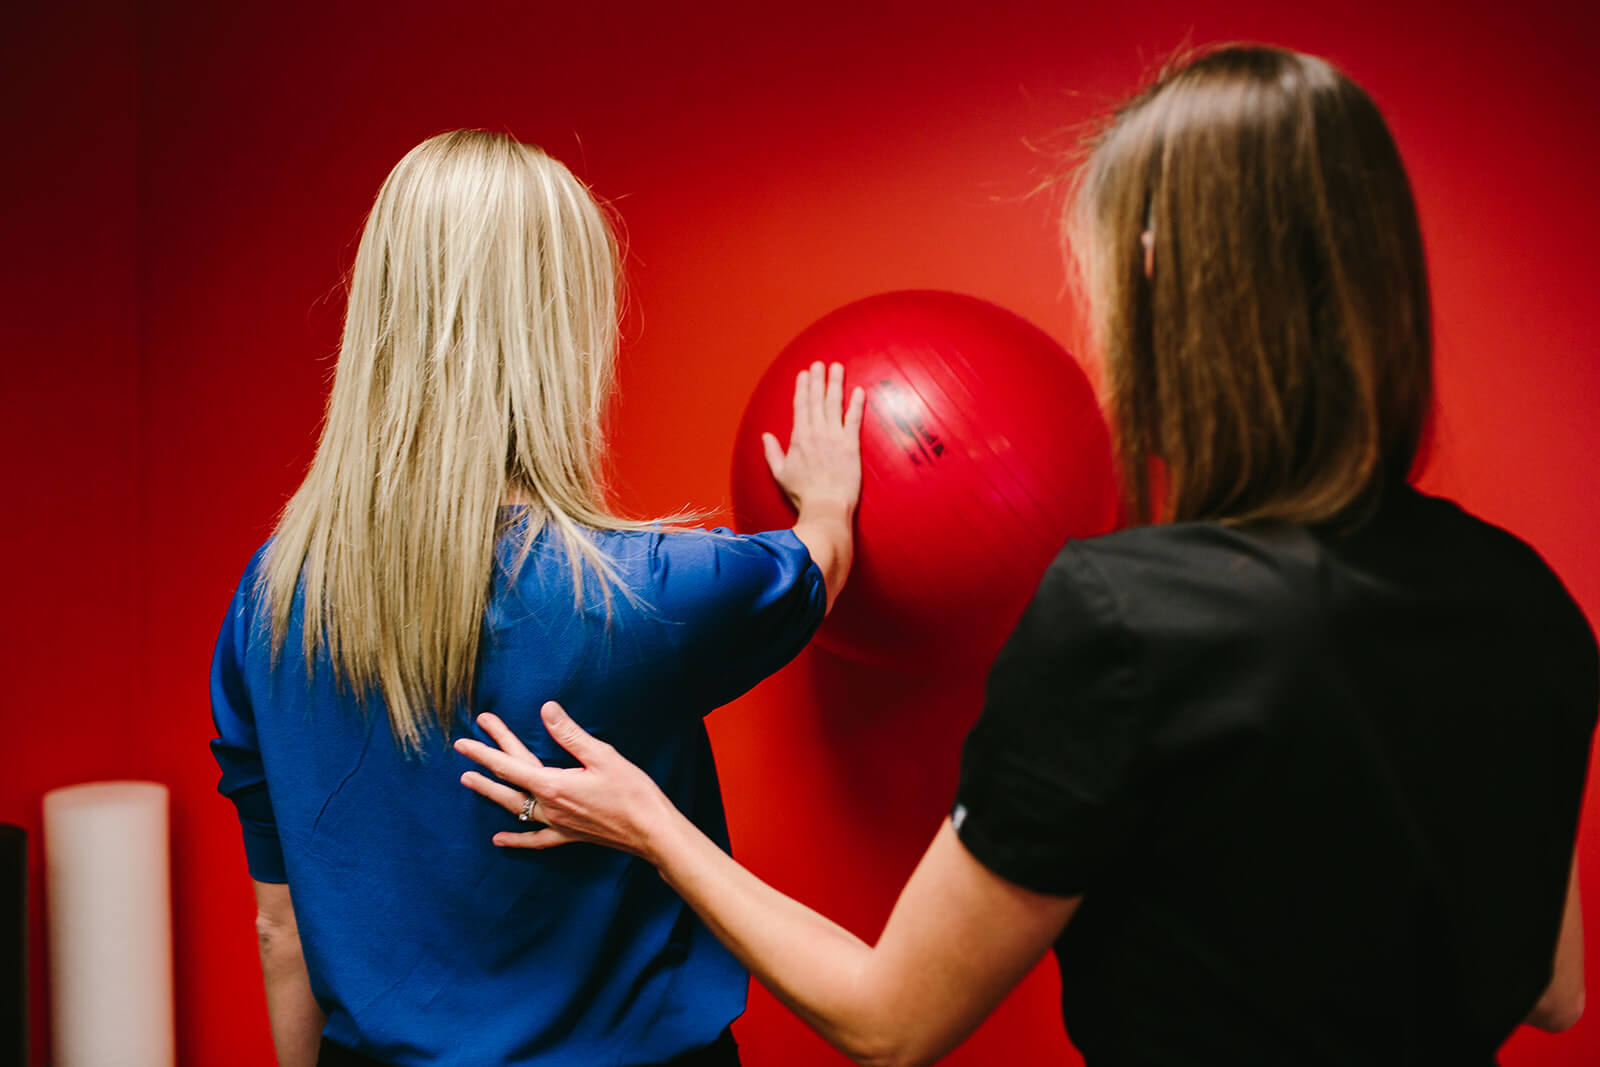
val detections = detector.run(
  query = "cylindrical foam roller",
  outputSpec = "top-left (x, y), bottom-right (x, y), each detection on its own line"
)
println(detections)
top-left (43, 782), bottom-right (174, 1067)
top-left (0, 823), bottom-right (25, 1066)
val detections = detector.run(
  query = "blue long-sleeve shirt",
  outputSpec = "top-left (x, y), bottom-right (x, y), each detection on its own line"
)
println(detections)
top-left (210, 522), bottom-right (825, 1065)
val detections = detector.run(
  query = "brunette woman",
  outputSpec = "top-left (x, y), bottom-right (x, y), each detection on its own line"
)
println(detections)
top-left (459, 46), bottom-right (1594, 1066)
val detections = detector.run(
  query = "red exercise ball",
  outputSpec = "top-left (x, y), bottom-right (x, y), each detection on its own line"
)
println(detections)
top-left (731, 290), bottom-right (1121, 670)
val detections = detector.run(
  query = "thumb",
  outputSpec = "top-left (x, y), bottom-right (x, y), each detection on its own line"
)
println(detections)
top-left (761, 432), bottom-right (786, 479)
top-left (541, 701), bottom-right (606, 764)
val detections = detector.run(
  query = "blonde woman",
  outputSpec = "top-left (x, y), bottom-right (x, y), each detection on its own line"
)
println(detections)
top-left (209, 130), bottom-right (865, 1067)
top-left (460, 47), bottom-right (1595, 1065)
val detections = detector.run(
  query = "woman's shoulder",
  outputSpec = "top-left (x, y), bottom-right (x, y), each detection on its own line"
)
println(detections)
top-left (1068, 520), bottom-right (1276, 573)
top-left (582, 525), bottom-right (809, 579)
top-left (1060, 490), bottom-right (1596, 678)
top-left (1333, 487), bottom-right (1589, 625)
top-left (503, 524), bottom-right (820, 623)
top-left (218, 537), bottom-right (276, 614)
top-left (1401, 489), bottom-right (1597, 660)
top-left (1056, 520), bottom-right (1310, 619)
top-left (1045, 519), bottom-right (1356, 670)
top-left (1064, 486), bottom-right (1580, 603)
top-left (1400, 488), bottom-right (1575, 585)
top-left (641, 527), bottom-right (819, 609)
top-left (578, 522), bottom-right (800, 550)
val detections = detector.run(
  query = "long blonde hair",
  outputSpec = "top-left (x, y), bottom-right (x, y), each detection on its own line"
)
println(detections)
top-left (1069, 46), bottom-right (1433, 526)
top-left (262, 129), bottom-right (657, 751)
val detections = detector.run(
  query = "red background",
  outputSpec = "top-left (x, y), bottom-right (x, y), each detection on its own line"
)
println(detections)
top-left (4, 1), bottom-right (1598, 1063)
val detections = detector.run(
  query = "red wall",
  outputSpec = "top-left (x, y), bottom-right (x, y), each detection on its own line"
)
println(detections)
top-left (1, 2), bottom-right (141, 1057)
top-left (6, 0), bottom-right (1598, 1063)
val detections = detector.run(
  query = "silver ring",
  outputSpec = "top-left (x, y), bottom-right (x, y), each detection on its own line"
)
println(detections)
top-left (518, 795), bottom-right (537, 822)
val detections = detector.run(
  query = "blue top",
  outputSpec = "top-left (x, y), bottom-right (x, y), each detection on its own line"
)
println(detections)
top-left (210, 522), bottom-right (825, 1065)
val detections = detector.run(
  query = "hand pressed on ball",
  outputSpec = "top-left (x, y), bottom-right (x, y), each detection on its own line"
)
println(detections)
top-left (730, 291), bottom-right (1121, 668)
top-left (760, 360), bottom-right (867, 518)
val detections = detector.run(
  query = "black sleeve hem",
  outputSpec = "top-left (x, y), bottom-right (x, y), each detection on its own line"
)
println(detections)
top-left (951, 801), bottom-right (1088, 899)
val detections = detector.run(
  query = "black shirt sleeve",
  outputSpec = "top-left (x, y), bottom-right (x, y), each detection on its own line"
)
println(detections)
top-left (952, 543), bottom-right (1142, 898)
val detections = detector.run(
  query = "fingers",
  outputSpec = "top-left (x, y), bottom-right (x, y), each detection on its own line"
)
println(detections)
top-left (476, 712), bottom-right (539, 763)
top-left (792, 367), bottom-right (810, 435)
top-left (540, 701), bottom-right (608, 765)
top-left (459, 769), bottom-right (533, 816)
top-left (492, 827), bottom-right (576, 850)
top-left (761, 431), bottom-right (786, 479)
top-left (788, 362), bottom-right (851, 440)
top-left (845, 385), bottom-right (866, 439)
top-left (807, 360), bottom-right (825, 428)
top-left (825, 362), bottom-right (844, 426)
top-left (454, 736), bottom-right (544, 792)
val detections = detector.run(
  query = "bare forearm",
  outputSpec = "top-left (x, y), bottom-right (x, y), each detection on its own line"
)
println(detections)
top-left (258, 922), bottom-right (325, 1067)
top-left (460, 707), bottom-right (1078, 1067)
top-left (649, 808), bottom-right (904, 1062)
top-left (791, 499), bottom-right (854, 613)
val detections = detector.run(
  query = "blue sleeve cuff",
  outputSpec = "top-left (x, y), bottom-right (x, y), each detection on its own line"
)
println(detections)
top-left (226, 777), bottom-right (287, 883)
top-left (241, 816), bottom-right (288, 884)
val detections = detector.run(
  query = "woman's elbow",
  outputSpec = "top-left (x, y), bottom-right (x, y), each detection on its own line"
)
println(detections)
top-left (255, 909), bottom-right (301, 954)
top-left (851, 1044), bottom-right (935, 1067)
top-left (846, 1024), bottom-right (945, 1067)
top-left (1527, 985), bottom-right (1585, 1033)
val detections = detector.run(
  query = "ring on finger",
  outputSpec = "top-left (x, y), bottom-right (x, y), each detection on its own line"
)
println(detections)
top-left (519, 794), bottom-right (537, 822)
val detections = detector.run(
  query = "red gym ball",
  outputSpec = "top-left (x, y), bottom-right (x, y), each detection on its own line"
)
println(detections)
top-left (732, 290), bottom-right (1121, 669)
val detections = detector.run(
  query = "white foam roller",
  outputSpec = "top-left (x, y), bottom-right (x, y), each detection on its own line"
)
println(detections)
top-left (44, 781), bottom-right (174, 1067)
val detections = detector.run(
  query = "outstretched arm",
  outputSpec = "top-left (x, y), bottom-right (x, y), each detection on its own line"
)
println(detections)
top-left (458, 704), bottom-right (1079, 1067)
top-left (764, 361), bottom-right (866, 614)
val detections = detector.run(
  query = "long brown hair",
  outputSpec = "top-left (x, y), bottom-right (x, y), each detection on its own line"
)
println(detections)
top-left (1071, 45), bottom-right (1433, 525)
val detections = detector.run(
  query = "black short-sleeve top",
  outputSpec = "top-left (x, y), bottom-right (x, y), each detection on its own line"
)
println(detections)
top-left (953, 486), bottom-right (1597, 1065)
